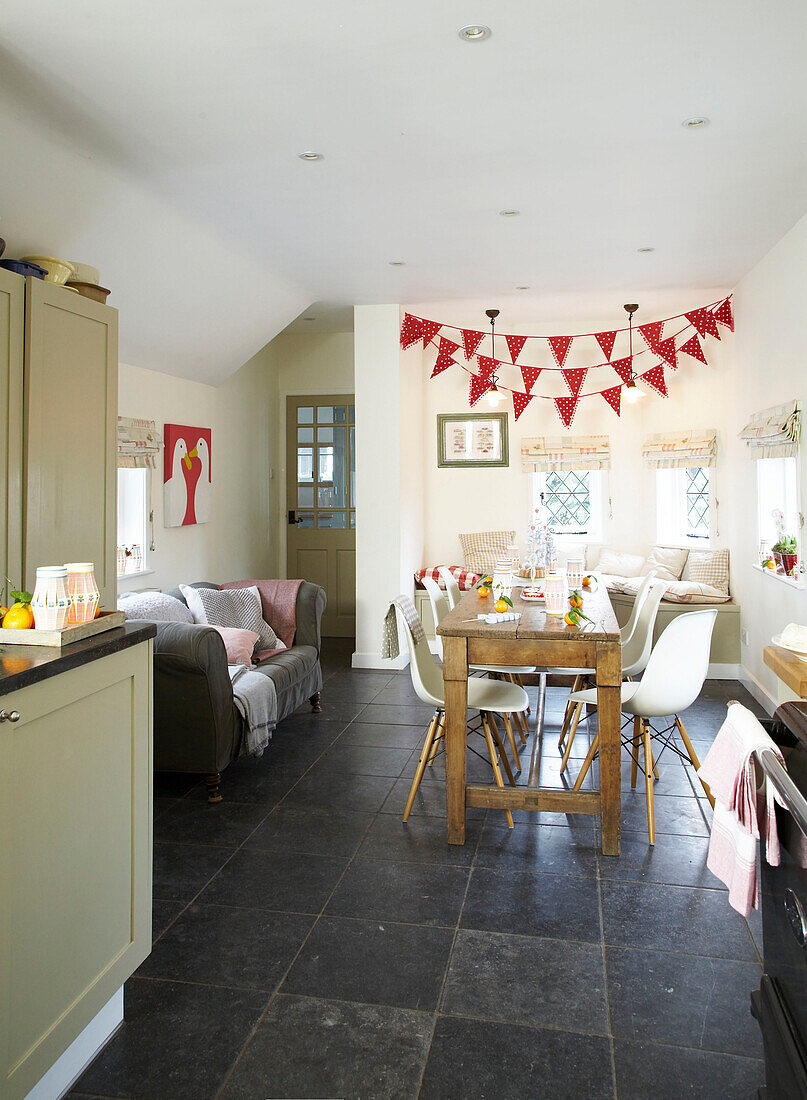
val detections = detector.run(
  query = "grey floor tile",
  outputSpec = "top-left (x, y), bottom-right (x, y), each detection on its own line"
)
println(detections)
top-left (360, 702), bottom-right (438, 726)
top-left (282, 915), bottom-right (454, 1011)
top-left (598, 830), bottom-right (718, 889)
top-left (292, 699), bottom-right (370, 722)
top-left (220, 994), bottom-right (431, 1100)
top-left (244, 803), bottom-right (374, 859)
top-left (309, 743), bottom-right (415, 777)
top-left (151, 900), bottom-right (184, 943)
top-left (326, 858), bottom-right (470, 927)
top-left (187, 763), bottom-right (300, 804)
top-left (335, 721), bottom-right (429, 749)
top-left (475, 820), bottom-right (599, 877)
top-left (283, 769), bottom-right (396, 813)
top-left (154, 800), bottom-right (269, 848)
top-left (614, 1038), bottom-right (764, 1098)
top-left (152, 840), bottom-right (236, 903)
top-left (461, 866), bottom-right (601, 942)
top-left (357, 812), bottom-right (483, 866)
top-left (618, 789), bottom-right (713, 837)
top-left (199, 848), bottom-right (347, 913)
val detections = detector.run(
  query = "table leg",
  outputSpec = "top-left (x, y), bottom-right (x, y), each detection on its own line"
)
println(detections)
top-left (443, 635), bottom-right (469, 845)
top-left (596, 642), bottom-right (622, 857)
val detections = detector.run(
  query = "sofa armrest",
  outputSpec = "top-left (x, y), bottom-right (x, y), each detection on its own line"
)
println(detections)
top-left (294, 581), bottom-right (327, 652)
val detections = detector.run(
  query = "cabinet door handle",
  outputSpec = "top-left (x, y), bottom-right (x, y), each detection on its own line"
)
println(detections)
top-left (0, 710), bottom-right (20, 723)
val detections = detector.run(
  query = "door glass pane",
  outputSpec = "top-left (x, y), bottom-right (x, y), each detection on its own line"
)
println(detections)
top-left (297, 447), bottom-right (314, 482)
top-left (349, 426), bottom-right (355, 506)
top-left (298, 512), bottom-right (314, 528)
top-left (349, 404), bottom-right (355, 421)
top-left (318, 485), bottom-right (335, 507)
top-left (350, 510), bottom-right (356, 528)
top-left (318, 512), bottom-right (347, 528)
top-left (297, 427), bottom-right (314, 444)
top-left (298, 406), bottom-right (313, 424)
top-left (298, 485), bottom-right (314, 507)
top-left (317, 427), bottom-right (334, 444)
top-left (318, 446), bottom-right (334, 483)
top-left (330, 426), bottom-right (347, 507)
top-left (317, 405), bottom-right (347, 424)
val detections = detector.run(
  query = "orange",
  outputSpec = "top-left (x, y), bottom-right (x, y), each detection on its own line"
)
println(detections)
top-left (2, 603), bottom-right (34, 629)
top-left (564, 610), bottom-right (580, 627)
top-left (582, 576), bottom-right (592, 587)
top-left (569, 591), bottom-right (583, 609)
top-left (477, 586), bottom-right (490, 598)
top-left (493, 598), bottom-right (509, 613)
top-left (0, 606), bottom-right (7, 619)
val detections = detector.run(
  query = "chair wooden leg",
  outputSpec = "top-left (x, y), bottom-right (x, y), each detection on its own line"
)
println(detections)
top-left (512, 706), bottom-right (529, 745)
top-left (427, 712), bottom-right (445, 765)
top-left (502, 712), bottom-right (522, 773)
top-left (572, 732), bottom-right (600, 792)
top-left (631, 716), bottom-right (641, 789)
top-left (403, 712), bottom-right (440, 822)
top-left (676, 716), bottom-right (715, 808)
top-left (559, 702), bottom-right (583, 773)
top-left (486, 713), bottom-right (516, 786)
top-left (558, 676), bottom-right (583, 747)
top-left (482, 713), bottom-right (514, 828)
top-left (515, 675), bottom-right (531, 714)
top-left (643, 719), bottom-right (655, 844)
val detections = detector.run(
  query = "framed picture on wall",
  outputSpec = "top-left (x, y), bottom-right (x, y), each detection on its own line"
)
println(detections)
top-left (437, 413), bottom-right (509, 468)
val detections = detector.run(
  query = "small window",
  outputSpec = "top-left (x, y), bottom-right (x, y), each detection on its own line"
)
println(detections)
top-left (117, 468), bottom-right (150, 575)
top-left (757, 455), bottom-right (800, 555)
top-left (656, 467), bottom-right (712, 547)
top-left (533, 470), bottom-right (602, 539)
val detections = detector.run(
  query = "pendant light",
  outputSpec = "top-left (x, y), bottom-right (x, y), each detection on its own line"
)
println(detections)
top-left (623, 303), bottom-right (645, 404)
top-left (485, 308), bottom-right (505, 406)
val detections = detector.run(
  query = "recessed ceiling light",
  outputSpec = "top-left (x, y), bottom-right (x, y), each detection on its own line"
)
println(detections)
top-left (388, 260), bottom-right (406, 266)
top-left (298, 151), bottom-right (323, 161)
top-left (516, 285), bottom-right (530, 290)
top-left (499, 209), bottom-right (520, 217)
top-left (459, 24), bottom-right (491, 41)
top-left (682, 116), bottom-right (710, 129)
top-left (303, 316), bottom-right (316, 321)
top-left (637, 247), bottom-right (655, 253)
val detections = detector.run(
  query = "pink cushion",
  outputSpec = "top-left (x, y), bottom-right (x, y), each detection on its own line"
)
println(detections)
top-left (219, 579), bottom-right (302, 648)
top-left (210, 626), bottom-right (260, 665)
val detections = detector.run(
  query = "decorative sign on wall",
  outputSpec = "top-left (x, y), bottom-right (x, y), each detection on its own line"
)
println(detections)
top-left (436, 413), bottom-right (509, 468)
top-left (402, 296), bottom-right (734, 429)
top-left (163, 423), bottom-right (212, 527)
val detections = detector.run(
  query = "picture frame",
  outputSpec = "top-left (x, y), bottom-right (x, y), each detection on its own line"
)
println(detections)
top-left (437, 412), bottom-right (509, 468)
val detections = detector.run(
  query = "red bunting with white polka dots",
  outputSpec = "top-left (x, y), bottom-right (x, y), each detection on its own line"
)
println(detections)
top-left (419, 319), bottom-right (442, 347)
top-left (461, 329), bottom-right (485, 360)
top-left (554, 394), bottom-right (579, 428)
top-left (476, 355), bottom-right (497, 378)
top-left (611, 357), bottom-right (634, 385)
top-left (601, 385), bottom-right (622, 416)
top-left (639, 321), bottom-right (664, 349)
top-left (713, 297), bottom-right (734, 332)
top-left (685, 308), bottom-right (720, 341)
top-left (520, 364), bottom-right (541, 393)
top-left (680, 334), bottom-right (708, 364)
top-left (655, 337), bottom-right (678, 370)
top-left (430, 337), bottom-right (460, 378)
top-left (548, 335), bottom-right (573, 368)
top-left (505, 334), bottom-right (528, 364)
top-left (512, 392), bottom-right (534, 420)
top-left (468, 374), bottom-right (493, 406)
top-left (400, 313), bottom-right (422, 350)
top-left (563, 367), bottom-right (588, 398)
top-left (640, 364), bottom-right (668, 397)
top-left (594, 330), bottom-right (617, 360)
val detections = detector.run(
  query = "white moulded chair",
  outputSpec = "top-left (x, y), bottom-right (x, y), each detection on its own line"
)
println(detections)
top-left (567, 609), bottom-right (717, 843)
top-left (423, 574), bottom-right (535, 765)
top-left (396, 604), bottom-right (529, 828)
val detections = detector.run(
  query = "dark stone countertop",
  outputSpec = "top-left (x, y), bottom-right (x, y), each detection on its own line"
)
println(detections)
top-left (0, 622), bottom-right (156, 697)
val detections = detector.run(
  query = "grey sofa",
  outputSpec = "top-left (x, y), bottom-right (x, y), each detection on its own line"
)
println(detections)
top-left (140, 580), bottom-right (326, 801)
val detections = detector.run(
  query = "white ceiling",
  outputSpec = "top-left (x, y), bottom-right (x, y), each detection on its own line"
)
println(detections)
top-left (3, 1), bottom-right (807, 379)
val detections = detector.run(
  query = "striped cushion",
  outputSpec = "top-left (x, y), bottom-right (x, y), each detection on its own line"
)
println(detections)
top-left (458, 530), bottom-right (516, 575)
top-left (180, 584), bottom-right (285, 652)
top-left (414, 566), bottom-right (480, 591)
top-left (687, 548), bottom-right (730, 595)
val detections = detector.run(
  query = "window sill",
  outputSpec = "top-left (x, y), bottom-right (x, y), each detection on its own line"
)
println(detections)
top-left (752, 563), bottom-right (805, 590)
top-left (117, 569), bottom-right (156, 588)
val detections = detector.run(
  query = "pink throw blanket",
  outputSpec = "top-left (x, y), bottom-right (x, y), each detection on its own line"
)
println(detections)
top-left (219, 579), bottom-right (303, 655)
top-left (699, 702), bottom-right (783, 915)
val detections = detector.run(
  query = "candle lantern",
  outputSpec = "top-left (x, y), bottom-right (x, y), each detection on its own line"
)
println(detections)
top-left (32, 566), bottom-right (71, 630)
top-left (544, 572), bottom-right (567, 616)
top-left (567, 557), bottom-right (585, 589)
top-left (65, 562), bottom-right (100, 623)
top-left (492, 558), bottom-right (513, 603)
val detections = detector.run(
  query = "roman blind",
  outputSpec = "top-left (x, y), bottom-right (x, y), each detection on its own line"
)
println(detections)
top-left (521, 435), bottom-right (610, 472)
top-left (117, 417), bottom-right (163, 468)
top-left (642, 429), bottom-right (717, 469)
top-left (740, 401), bottom-right (801, 459)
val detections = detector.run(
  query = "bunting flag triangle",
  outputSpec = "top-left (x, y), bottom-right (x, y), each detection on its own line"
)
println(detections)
top-left (713, 296), bottom-right (734, 332)
top-left (655, 336), bottom-right (678, 369)
top-left (611, 356), bottom-right (634, 385)
top-left (640, 364), bottom-right (668, 397)
top-left (505, 333), bottom-right (528, 364)
top-left (476, 355), bottom-right (498, 378)
top-left (419, 318), bottom-right (442, 347)
top-left (639, 321), bottom-right (664, 349)
top-left (512, 391), bottom-right (534, 421)
top-left (469, 373), bottom-right (493, 406)
top-left (563, 367), bottom-right (587, 398)
top-left (554, 394), bottom-right (579, 429)
top-left (548, 335), bottom-right (573, 368)
top-left (601, 385), bottom-right (622, 416)
top-left (430, 337), bottom-right (460, 378)
top-left (685, 307), bottom-right (720, 341)
top-left (680, 334), bottom-right (708, 364)
top-left (594, 330), bottom-right (617, 361)
top-left (520, 364), bottom-right (541, 394)
top-left (461, 328), bottom-right (485, 360)
top-left (400, 313), bottom-right (423, 350)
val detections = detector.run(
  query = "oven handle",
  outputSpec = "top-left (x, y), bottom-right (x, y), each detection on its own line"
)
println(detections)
top-left (756, 747), bottom-right (807, 838)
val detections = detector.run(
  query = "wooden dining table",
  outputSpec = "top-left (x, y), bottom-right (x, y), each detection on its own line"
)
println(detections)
top-left (437, 579), bottom-right (622, 856)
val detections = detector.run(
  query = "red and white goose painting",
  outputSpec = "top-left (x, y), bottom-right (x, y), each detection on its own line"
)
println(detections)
top-left (163, 423), bottom-right (212, 527)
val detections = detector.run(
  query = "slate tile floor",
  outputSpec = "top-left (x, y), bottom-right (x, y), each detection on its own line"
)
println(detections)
top-left (73, 639), bottom-right (768, 1099)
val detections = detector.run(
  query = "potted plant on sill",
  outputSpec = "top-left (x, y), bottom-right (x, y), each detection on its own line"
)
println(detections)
top-left (772, 535), bottom-right (799, 577)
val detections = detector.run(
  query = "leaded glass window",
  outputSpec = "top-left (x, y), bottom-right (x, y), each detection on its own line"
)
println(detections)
top-left (543, 471), bottom-right (591, 532)
top-left (685, 467), bottom-right (710, 538)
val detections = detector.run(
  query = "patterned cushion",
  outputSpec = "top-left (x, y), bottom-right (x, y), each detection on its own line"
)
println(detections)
top-left (117, 591), bottom-right (194, 623)
top-left (414, 566), bottom-right (481, 591)
top-left (458, 530), bottom-right (515, 575)
top-left (179, 584), bottom-right (286, 652)
top-left (687, 548), bottom-right (730, 595)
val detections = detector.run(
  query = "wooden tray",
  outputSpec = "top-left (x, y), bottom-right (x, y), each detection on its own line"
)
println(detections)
top-left (0, 610), bottom-right (125, 648)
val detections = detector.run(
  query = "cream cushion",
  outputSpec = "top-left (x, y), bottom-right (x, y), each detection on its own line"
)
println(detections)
top-left (640, 545), bottom-right (689, 583)
top-left (597, 548), bottom-right (645, 578)
top-left (615, 575), bottom-right (730, 604)
top-left (458, 530), bottom-right (516, 575)
top-left (686, 548), bottom-right (730, 595)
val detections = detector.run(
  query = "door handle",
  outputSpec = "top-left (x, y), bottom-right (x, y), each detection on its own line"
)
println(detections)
top-left (288, 510), bottom-right (303, 525)
top-left (0, 710), bottom-right (21, 723)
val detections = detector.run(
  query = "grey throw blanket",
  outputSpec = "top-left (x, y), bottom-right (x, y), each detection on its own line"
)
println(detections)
top-left (228, 665), bottom-right (277, 756)
top-left (382, 595), bottom-right (425, 660)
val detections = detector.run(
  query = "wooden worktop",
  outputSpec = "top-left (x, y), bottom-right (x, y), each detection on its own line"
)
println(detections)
top-left (764, 644), bottom-right (807, 698)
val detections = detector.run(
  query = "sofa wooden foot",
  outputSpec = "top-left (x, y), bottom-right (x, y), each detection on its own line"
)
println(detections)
top-left (310, 691), bottom-right (322, 713)
top-left (205, 773), bottom-right (223, 803)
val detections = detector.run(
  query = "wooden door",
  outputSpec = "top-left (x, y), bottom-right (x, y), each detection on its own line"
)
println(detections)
top-left (0, 269), bottom-right (24, 604)
top-left (23, 279), bottom-right (118, 609)
top-left (286, 395), bottom-right (355, 637)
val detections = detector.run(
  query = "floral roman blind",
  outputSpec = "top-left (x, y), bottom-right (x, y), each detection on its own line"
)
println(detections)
top-left (740, 401), bottom-right (801, 459)
top-left (520, 435), bottom-right (610, 473)
top-left (117, 417), bottom-right (163, 469)
top-left (642, 429), bottom-right (717, 469)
